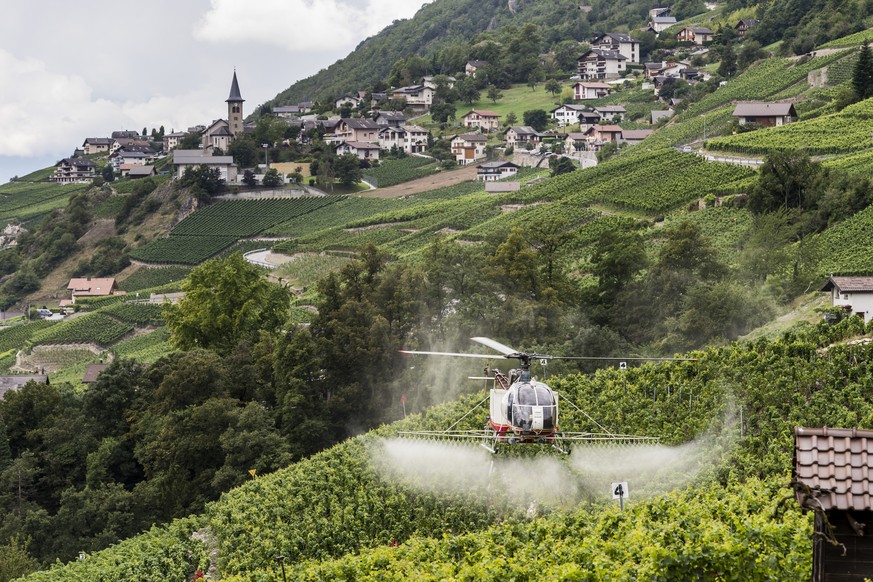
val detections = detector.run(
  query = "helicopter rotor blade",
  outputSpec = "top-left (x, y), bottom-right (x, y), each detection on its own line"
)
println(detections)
top-left (470, 337), bottom-right (519, 356)
top-left (547, 356), bottom-right (698, 361)
top-left (398, 349), bottom-right (508, 360)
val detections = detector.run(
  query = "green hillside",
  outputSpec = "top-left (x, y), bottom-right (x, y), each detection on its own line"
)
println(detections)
top-left (21, 316), bottom-right (873, 580)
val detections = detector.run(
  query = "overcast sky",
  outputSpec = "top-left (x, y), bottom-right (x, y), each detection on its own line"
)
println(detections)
top-left (0, 0), bottom-right (430, 183)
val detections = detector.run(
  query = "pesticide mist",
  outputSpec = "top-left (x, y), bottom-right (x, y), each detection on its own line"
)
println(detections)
top-left (372, 407), bottom-right (738, 509)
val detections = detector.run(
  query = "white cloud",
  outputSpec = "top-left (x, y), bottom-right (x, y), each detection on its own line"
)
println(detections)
top-left (0, 49), bottom-right (217, 159)
top-left (194, 0), bottom-right (427, 52)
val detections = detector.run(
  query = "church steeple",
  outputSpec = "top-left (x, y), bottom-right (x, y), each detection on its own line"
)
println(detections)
top-left (226, 70), bottom-right (244, 136)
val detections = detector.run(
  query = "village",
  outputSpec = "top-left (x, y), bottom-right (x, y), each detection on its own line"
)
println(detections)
top-left (48, 13), bottom-right (790, 189)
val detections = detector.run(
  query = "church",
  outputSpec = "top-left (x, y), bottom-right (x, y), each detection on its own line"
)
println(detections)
top-left (201, 70), bottom-right (246, 152)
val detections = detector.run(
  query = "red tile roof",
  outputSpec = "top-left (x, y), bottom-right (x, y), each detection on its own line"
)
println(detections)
top-left (795, 427), bottom-right (873, 511)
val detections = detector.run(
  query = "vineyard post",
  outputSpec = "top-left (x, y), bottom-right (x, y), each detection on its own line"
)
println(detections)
top-left (275, 555), bottom-right (287, 582)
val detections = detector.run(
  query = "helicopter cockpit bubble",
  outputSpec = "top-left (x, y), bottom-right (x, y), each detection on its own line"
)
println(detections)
top-left (503, 381), bottom-right (557, 434)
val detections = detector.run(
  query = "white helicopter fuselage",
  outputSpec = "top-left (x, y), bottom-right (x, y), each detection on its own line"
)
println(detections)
top-left (488, 380), bottom-right (558, 437)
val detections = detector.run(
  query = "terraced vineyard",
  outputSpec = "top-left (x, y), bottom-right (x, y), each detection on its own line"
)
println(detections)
top-left (0, 181), bottom-right (89, 226)
top-left (0, 320), bottom-right (58, 353)
top-left (130, 197), bottom-right (342, 265)
top-left (129, 235), bottom-right (238, 265)
top-left (706, 97), bottom-right (873, 155)
top-left (363, 156), bottom-right (439, 188)
top-left (30, 313), bottom-right (134, 347)
top-left (100, 302), bottom-right (165, 326)
top-left (813, 204), bottom-right (873, 274)
top-left (118, 266), bottom-right (193, 292)
top-left (113, 327), bottom-right (171, 362)
top-left (171, 197), bottom-right (339, 237)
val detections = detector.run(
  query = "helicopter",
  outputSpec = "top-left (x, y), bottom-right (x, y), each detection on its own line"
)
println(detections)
top-left (398, 337), bottom-right (693, 454)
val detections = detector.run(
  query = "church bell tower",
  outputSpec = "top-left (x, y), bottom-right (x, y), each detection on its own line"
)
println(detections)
top-left (226, 70), bottom-right (245, 137)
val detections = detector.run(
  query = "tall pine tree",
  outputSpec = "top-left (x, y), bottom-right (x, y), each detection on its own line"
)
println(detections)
top-left (852, 40), bottom-right (873, 100)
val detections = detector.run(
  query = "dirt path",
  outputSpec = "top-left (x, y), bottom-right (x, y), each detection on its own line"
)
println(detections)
top-left (358, 165), bottom-right (479, 198)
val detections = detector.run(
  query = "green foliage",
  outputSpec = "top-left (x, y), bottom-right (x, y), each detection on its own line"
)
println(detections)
top-left (171, 198), bottom-right (337, 238)
top-left (362, 157), bottom-right (438, 188)
top-left (117, 267), bottom-right (192, 292)
top-left (129, 235), bottom-right (238, 265)
top-left (853, 40), bottom-right (873, 100)
top-left (522, 109), bottom-right (548, 131)
top-left (100, 302), bottom-right (165, 326)
top-left (164, 253), bottom-right (289, 354)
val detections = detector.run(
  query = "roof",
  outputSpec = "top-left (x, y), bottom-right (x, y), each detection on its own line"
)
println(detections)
top-left (795, 427), bottom-right (873, 511)
top-left (463, 109), bottom-right (500, 118)
top-left (595, 32), bottom-right (640, 44)
top-left (67, 277), bottom-right (117, 296)
top-left (552, 104), bottom-right (589, 112)
top-left (453, 133), bottom-right (488, 142)
top-left (82, 364), bottom-right (109, 383)
top-left (733, 102), bottom-right (797, 117)
top-left (565, 132), bottom-right (588, 140)
top-left (173, 151), bottom-right (235, 165)
top-left (622, 129), bottom-right (654, 140)
top-left (820, 275), bottom-right (873, 293)
top-left (574, 81), bottom-right (612, 89)
top-left (273, 105), bottom-right (300, 114)
top-left (57, 157), bottom-right (96, 168)
top-left (580, 48), bottom-right (627, 61)
top-left (477, 161), bottom-right (520, 169)
top-left (594, 105), bottom-right (627, 113)
top-left (652, 16), bottom-right (677, 23)
top-left (342, 118), bottom-right (380, 130)
top-left (467, 60), bottom-right (488, 68)
top-left (83, 137), bottom-right (112, 145)
top-left (595, 125), bottom-right (623, 132)
top-left (0, 375), bottom-right (49, 400)
top-left (227, 70), bottom-right (244, 102)
top-left (684, 26), bottom-right (714, 34)
top-left (651, 109), bottom-right (673, 122)
top-left (128, 165), bottom-right (156, 176)
top-left (375, 111), bottom-right (405, 120)
top-left (737, 18), bottom-right (760, 28)
top-left (508, 126), bottom-right (540, 136)
top-left (337, 141), bottom-right (380, 150)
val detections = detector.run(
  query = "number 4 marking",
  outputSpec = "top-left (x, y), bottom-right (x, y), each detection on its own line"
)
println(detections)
top-left (611, 481), bottom-right (628, 499)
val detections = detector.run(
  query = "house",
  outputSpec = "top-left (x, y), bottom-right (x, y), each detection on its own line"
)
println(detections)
top-left (735, 18), bottom-right (759, 36)
top-left (465, 60), bottom-right (488, 77)
top-left (732, 102), bottom-right (798, 127)
top-left (128, 165), bottom-right (157, 179)
top-left (676, 27), bottom-right (714, 45)
top-left (110, 138), bottom-right (151, 154)
top-left (584, 124), bottom-right (623, 148)
top-left (592, 33), bottom-right (641, 63)
top-left (648, 15), bottom-right (677, 34)
top-left (67, 277), bottom-right (124, 304)
top-left (389, 85), bottom-right (434, 112)
top-left (504, 126), bottom-right (542, 148)
top-left (451, 134), bottom-right (488, 165)
top-left (0, 375), bottom-right (49, 401)
top-left (377, 125), bottom-right (428, 154)
top-left (794, 426), bottom-right (873, 580)
top-left (573, 81), bottom-right (612, 100)
top-left (173, 149), bottom-right (238, 183)
top-left (660, 61), bottom-right (691, 78)
top-left (578, 111), bottom-right (603, 131)
top-left (335, 96), bottom-right (362, 110)
top-left (577, 49), bottom-right (627, 80)
top-left (592, 105), bottom-right (626, 122)
top-left (333, 118), bottom-right (381, 143)
top-left (820, 275), bottom-right (873, 323)
top-left (373, 111), bottom-right (406, 127)
top-left (461, 110), bottom-right (501, 132)
top-left (82, 364), bottom-right (109, 384)
top-left (111, 149), bottom-right (155, 172)
top-left (564, 132), bottom-right (589, 153)
top-left (476, 161), bottom-right (520, 181)
top-left (551, 104), bottom-right (589, 127)
top-left (335, 141), bottom-right (380, 160)
top-left (272, 105), bottom-right (301, 118)
top-left (162, 132), bottom-right (188, 152)
top-left (82, 138), bottom-right (112, 155)
top-left (620, 129), bottom-right (654, 144)
top-left (51, 157), bottom-right (96, 184)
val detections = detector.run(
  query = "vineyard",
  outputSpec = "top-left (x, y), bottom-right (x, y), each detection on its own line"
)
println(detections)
top-left (0, 181), bottom-right (88, 226)
top-left (0, 320), bottom-right (58, 353)
top-left (100, 302), bottom-right (165, 326)
top-left (118, 266), bottom-right (193, 292)
top-left (706, 97), bottom-right (873, 155)
top-left (129, 197), bottom-right (341, 265)
top-left (812, 204), bottom-right (873, 274)
top-left (25, 317), bottom-right (873, 580)
top-left (363, 156), bottom-right (439, 188)
top-left (29, 313), bottom-right (134, 347)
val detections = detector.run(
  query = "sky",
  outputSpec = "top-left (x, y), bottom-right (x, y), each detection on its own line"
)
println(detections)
top-left (0, 0), bottom-right (430, 183)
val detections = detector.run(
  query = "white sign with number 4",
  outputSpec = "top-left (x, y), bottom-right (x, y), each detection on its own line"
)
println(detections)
top-left (612, 481), bottom-right (629, 499)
